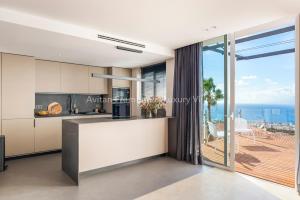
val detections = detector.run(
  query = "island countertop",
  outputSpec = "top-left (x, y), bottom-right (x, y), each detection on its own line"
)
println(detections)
top-left (63, 116), bottom-right (173, 124)
top-left (62, 116), bottom-right (170, 184)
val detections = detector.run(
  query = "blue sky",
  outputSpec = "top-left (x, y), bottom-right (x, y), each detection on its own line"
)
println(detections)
top-left (203, 27), bottom-right (295, 105)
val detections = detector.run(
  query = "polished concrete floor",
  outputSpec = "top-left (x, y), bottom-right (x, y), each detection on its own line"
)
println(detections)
top-left (0, 153), bottom-right (297, 200)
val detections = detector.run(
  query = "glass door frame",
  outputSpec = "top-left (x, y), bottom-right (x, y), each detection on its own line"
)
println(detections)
top-left (228, 33), bottom-right (236, 172)
top-left (232, 17), bottom-right (298, 180)
top-left (201, 34), bottom-right (235, 172)
top-left (202, 17), bottom-right (297, 173)
top-left (295, 14), bottom-right (300, 192)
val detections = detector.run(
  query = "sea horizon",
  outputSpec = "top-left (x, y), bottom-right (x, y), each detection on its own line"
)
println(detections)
top-left (205, 103), bottom-right (295, 125)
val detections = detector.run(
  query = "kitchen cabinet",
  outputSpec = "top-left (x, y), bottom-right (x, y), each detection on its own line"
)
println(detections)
top-left (35, 117), bottom-right (62, 152)
top-left (34, 114), bottom-right (111, 153)
top-left (112, 67), bottom-right (131, 88)
top-left (2, 119), bottom-right (35, 157)
top-left (88, 66), bottom-right (108, 94)
top-left (36, 60), bottom-right (61, 93)
top-left (2, 53), bottom-right (35, 119)
top-left (61, 63), bottom-right (89, 93)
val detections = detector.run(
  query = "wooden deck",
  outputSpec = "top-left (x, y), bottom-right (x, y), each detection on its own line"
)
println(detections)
top-left (202, 128), bottom-right (295, 187)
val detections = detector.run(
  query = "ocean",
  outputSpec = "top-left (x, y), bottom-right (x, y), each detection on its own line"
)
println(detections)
top-left (206, 104), bottom-right (295, 125)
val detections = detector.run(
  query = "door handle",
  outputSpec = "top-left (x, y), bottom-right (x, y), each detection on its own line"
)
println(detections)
top-left (225, 113), bottom-right (234, 119)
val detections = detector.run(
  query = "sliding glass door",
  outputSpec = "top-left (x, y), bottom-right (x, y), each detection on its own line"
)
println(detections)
top-left (201, 35), bottom-right (235, 170)
top-left (201, 21), bottom-right (297, 188)
top-left (234, 23), bottom-right (296, 187)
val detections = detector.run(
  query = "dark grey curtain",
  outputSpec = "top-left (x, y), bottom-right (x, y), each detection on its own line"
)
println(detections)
top-left (172, 43), bottom-right (203, 165)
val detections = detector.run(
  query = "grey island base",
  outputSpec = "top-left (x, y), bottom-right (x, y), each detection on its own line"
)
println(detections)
top-left (62, 117), bottom-right (170, 184)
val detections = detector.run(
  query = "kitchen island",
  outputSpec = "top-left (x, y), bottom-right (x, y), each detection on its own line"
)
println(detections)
top-left (62, 117), bottom-right (169, 184)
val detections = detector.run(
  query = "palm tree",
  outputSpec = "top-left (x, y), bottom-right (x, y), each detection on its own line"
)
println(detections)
top-left (203, 78), bottom-right (224, 122)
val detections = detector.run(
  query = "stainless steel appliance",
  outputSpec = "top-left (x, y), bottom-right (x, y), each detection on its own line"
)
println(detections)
top-left (112, 88), bottom-right (130, 118)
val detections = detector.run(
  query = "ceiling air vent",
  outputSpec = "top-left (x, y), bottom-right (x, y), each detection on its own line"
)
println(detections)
top-left (97, 34), bottom-right (146, 48)
top-left (116, 46), bottom-right (143, 53)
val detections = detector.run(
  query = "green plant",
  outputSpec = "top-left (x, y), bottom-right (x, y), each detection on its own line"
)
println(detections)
top-left (203, 78), bottom-right (224, 122)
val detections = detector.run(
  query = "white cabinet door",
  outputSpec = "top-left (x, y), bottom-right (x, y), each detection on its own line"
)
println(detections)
top-left (35, 117), bottom-right (62, 152)
top-left (2, 54), bottom-right (35, 119)
top-left (88, 66), bottom-right (108, 94)
top-left (61, 63), bottom-right (89, 93)
top-left (112, 68), bottom-right (131, 88)
top-left (36, 60), bottom-right (61, 93)
top-left (2, 119), bottom-right (35, 157)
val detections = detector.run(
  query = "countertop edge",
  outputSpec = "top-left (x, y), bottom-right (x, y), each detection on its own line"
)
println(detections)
top-left (63, 116), bottom-right (174, 125)
top-left (35, 113), bottom-right (112, 119)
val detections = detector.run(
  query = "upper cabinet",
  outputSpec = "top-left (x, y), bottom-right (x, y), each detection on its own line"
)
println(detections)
top-left (2, 54), bottom-right (35, 119)
top-left (88, 66), bottom-right (108, 94)
top-left (61, 63), bottom-right (89, 93)
top-left (36, 60), bottom-right (61, 93)
top-left (112, 67), bottom-right (131, 88)
top-left (36, 61), bottom-right (109, 94)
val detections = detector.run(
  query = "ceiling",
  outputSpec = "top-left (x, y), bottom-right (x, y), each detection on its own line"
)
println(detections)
top-left (0, 0), bottom-right (300, 67)
top-left (0, 21), bottom-right (168, 68)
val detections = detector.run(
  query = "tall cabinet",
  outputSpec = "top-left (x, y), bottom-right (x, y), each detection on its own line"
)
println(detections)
top-left (2, 53), bottom-right (35, 119)
top-left (112, 67), bottom-right (131, 88)
top-left (2, 119), bottom-right (35, 156)
top-left (0, 54), bottom-right (110, 157)
top-left (1, 53), bottom-right (35, 156)
top-left (104, 67), bottom-right (132, 113)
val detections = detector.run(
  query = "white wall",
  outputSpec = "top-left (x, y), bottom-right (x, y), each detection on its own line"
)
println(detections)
top-left (131, 68), bottom-right (141, 116)
top-left (166, 58), bottom-right (175, 116)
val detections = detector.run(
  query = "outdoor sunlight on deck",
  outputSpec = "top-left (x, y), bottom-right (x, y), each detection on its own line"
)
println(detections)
top-left (202, 128), bottom-right (295, 187)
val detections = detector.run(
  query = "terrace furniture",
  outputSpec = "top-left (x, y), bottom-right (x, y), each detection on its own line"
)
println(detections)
top-left (235, 118), bottom-right (256, 152)
top-left (207, 121), bottom-right (224, 153)
top-left (258, 124), bottom-right (269, 136)
top-left (207, 118), bottom-right (255, 154)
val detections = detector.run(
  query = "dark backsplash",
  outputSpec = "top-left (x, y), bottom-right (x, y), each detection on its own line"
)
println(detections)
top-left (35, 93), bottom-right (104, 114)
top-left (70, 94), bottom-right (102, 113)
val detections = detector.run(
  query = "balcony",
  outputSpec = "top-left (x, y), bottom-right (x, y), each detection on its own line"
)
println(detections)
top-left (202, 125), bottom-right (295, 187)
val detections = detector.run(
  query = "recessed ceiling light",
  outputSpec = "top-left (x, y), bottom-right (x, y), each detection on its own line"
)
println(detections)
top-left (203, 26), bottom-right (217, 32)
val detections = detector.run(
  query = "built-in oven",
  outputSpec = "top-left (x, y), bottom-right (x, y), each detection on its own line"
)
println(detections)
top-left (112, 88), bottom-right (130, 118)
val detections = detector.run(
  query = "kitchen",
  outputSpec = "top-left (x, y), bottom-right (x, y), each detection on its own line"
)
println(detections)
top-left (2, 2), bottom-right (300, 200)
top-left (0, 52), bottom-right (175, 181)
top-left (0, 5), bottom-right (177, 192)
top-left (1, 52), bottom-right (169, 140)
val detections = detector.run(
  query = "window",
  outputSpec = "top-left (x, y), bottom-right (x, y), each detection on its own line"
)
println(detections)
top-left (141, 63), bottom-right (166, 99)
